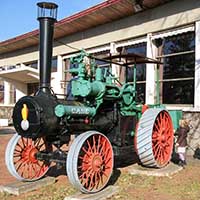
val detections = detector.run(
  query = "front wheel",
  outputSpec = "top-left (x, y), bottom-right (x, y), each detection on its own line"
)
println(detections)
top-left (5, 133), bottom-right (52, 181)
top-left (67, 131), bottom-right (114, 193)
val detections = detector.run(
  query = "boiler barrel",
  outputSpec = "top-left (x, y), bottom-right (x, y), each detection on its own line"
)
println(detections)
top-left (55, 104), bottom-right (96, 118)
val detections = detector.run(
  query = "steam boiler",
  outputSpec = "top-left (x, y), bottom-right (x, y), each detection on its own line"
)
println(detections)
top-left (5, 2), bottom-right (178, 193)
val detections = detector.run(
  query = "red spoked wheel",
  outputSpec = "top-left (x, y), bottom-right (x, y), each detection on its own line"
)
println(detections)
top-left (152, 110), bottom-right (174, 166)
top-left (136, 108), bottom-right (174, 168)
top-left (67, 131), bottom-right (113, 193)
top-left (5, 134), bottom-right (52, 181)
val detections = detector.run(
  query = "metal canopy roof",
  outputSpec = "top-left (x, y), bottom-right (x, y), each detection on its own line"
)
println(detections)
top-left (101, 52), bottom-right (162, 65)
top-left (0, 0), bottom-right (172, 55)
top-left (0, 67), bottom-right (39, 83)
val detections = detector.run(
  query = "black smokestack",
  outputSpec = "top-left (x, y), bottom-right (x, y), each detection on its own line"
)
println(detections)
top-left (37, 2), bottom-right (58, 93)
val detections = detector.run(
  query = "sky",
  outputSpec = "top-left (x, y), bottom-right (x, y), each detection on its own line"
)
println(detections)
top-left (0, 0), bottom-right (103, 42)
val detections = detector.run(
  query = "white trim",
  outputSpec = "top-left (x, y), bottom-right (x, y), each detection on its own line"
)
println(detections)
top-left (62, 44), bottom-right (110, 60)
top-left (62, 37), bottom-right (147, 60)
top-left (62, 53), bottom-right (79, 60)
top-left (0, 66), bottom-right (39, 75)
top-left (152, 25), bottom-right (194, 40)
top-left (115, 36), bottom-right (147, 48)
top-left (0, 104), bottom-right (14, 107)
top-left (165, 105), bottom-right (200, 112)
top-left (194, 21), bottom-right (200, 109)
top-left (87, 45), bottom-right (110, 54)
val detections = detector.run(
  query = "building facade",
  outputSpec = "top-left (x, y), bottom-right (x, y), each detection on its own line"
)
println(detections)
top-left (0, 0), bottom-right (200, 152)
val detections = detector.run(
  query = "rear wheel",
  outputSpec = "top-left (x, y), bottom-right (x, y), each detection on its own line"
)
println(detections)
top-left (136, 108), bottom-right (174, 168)
top-left (5, 133), bottom-right (52, 181)
top-left (67, 131), bottom-right (113, 193)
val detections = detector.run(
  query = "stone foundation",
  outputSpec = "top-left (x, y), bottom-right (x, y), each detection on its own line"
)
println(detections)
top-left (183, 111), bottom-right (200, 155)
top-left (0, 105), bottom-right (14, 125)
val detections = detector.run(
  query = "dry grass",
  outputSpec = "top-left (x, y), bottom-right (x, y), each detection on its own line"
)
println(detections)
top-left (1, 159), bottom-right (200, 200)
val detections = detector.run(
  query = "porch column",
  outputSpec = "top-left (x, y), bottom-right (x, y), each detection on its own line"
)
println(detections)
top-left (4, 81), bottom-right (11, 105)
top-left (57, 55), bottom-right (64, 94)
top-left (15, 83), bottom-right (27, 102)
top-left (110, 42), bottom-right (118, 78)
top-left (145, 33), bottom-right (156, 105)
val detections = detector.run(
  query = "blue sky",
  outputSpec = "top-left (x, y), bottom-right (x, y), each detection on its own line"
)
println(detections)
top-left (0, 0), bottom-right (103, 42)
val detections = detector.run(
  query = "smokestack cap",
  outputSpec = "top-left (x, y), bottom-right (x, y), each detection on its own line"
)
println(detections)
top-left (37, 2), bottom-right (58, 20)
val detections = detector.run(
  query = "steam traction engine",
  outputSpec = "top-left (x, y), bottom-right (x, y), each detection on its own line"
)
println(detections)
top-left (5, 2), bottom-right (176, 193)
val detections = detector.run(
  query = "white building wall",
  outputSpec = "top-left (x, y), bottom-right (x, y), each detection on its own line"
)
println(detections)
top-left (195, 21), bottom-right (200, 109)
top-left (0, 0), bottom-right (200, 109)
top-left (15, 82), bottom-right (27, 102)
top-left (51, 55), bottom-right (64, 96)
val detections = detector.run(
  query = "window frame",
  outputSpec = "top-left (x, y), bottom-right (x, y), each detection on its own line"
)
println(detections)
top-left (155, 31), bottom-right (195, 105)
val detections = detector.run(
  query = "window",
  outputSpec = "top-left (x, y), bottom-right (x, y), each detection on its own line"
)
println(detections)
top-left (124, 43), bottom-right (147, 103)
top-left (28, 83), bottom-right (39, 95)
top-left (0, 80), bottom-right (4, 104)
top-left (92, 50), bottom-right (111, 79)
top-left (10, 84), bottom-right (16, 104)
top-left (51, 57), bottom-right (57, 72)
top-left (156, 32), bottom-right (195, 104)
top-left (25, 61), bottom-right (38, 69)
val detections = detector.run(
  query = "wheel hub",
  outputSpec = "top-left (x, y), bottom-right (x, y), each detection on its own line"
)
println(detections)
top-left (158, 133), bottom-right (166, 143)
top-left (91, 155), bottom-right (103, 172)
top-left (22, 146), bottom-right (38, 163)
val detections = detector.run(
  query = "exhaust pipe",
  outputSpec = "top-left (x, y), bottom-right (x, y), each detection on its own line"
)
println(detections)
top-left (37, 2), bottom-right (58, 93)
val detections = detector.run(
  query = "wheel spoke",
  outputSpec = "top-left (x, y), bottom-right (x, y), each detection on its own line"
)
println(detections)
top-left (86, 140), bottom-right (92, 153)
top-left (16, 142), bottom-right (24, 151)
top-left (34, 138), bottom-right (41, 147)
top-left (82, 146), bottom-right (91, 156)
top-left (97, 135), bottom-right (101, 153)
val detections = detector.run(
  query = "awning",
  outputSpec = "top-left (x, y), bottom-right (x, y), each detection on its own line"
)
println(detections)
top-left (0, 66), bottom-right (39, 83)
top-left (152, 25), bottom-right (194, 39)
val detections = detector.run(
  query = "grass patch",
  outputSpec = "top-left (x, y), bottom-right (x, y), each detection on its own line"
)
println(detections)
top-left (0, 182), bottom-right (77, 200)
top-left (0, 192), bottom-right (12, 200)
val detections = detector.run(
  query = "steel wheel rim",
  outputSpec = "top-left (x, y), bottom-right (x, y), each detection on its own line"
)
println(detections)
top-left (152, 111), bottom-right (173, 166)
top-left (5, 133), bottom-right (51, 181)
top-left (67, 131), bottom-right (113, 193)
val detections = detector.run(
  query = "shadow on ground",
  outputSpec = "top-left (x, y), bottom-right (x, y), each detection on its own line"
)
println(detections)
top-left (0, 127), bottom-right (15, 135)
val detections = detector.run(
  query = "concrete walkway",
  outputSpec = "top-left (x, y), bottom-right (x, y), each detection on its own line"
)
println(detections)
top-left (0, 126), bottom-right (15, 135)
top-left (127, 162), bottom-right (182, 177)
top-left (0, 177), bottom-right (56, 195)
top-left (64, 186), bottom-right (119, 200)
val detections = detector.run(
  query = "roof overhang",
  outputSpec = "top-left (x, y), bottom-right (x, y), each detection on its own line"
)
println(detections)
top-left (0, 0), bottom-right (173, 55)
top-left (0, 67), bottom-right (39, 83)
